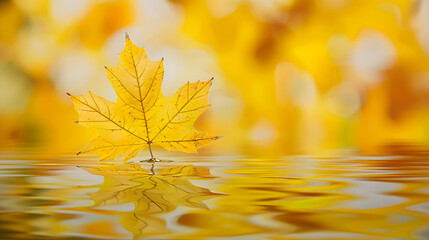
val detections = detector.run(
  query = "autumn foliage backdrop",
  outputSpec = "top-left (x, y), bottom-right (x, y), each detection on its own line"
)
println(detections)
top-left (1, 0), bottom-right (429, 156)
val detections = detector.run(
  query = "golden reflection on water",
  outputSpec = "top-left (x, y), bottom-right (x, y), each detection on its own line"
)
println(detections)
top-left (0, 152), bottom-right (429, 239)
top-left (79, 164), bottom-right (221, 238)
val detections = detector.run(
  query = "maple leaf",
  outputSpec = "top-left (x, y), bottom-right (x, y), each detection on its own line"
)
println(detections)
top-left (68, 34), bottom-right (219, 161)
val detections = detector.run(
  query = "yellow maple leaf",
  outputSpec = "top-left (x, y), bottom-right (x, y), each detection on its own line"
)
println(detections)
top-left (68, 34), bottom-right (219, 161)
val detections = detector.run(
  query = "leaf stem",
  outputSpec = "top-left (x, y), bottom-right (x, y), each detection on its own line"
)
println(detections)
top-left (148, 142), bottom-right (154, 158)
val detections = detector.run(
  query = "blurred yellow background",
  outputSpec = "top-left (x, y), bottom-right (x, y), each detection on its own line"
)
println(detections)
top-left (1, 0), bottom-right (429, 156)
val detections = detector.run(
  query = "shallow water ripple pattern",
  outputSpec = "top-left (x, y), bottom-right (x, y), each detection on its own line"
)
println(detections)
top-left (0, 151), bottom-right (428, 239)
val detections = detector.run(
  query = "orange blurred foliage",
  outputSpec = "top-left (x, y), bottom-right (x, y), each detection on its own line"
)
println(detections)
top-left (1, 0), bottom-right (429, 156)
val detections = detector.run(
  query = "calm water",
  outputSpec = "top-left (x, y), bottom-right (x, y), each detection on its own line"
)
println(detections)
top-left (1, 151), bottom-right (429, 239)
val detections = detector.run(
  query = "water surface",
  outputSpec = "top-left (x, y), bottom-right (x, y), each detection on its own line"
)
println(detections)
top-left (0, 151), bottom-right (428, 239)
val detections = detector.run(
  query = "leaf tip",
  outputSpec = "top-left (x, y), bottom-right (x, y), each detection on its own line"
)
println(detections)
top-left (77, 151), bottom-right (81, 156)
top-left (66, 92), bottom-right (71, 96)
top-left (75, 121), bottom-right (79, 124)
top-left (215, 136), bottom-right (223, 139)
top-left (125, 32), bottom-right (130, 39)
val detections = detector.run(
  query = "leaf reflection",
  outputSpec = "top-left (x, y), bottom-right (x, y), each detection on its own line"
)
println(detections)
top-left (80, 163), bottom-right (221, 238)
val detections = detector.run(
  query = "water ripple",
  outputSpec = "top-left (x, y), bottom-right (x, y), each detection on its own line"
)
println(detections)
top-left (0, 152), bottom-right (428, 239)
